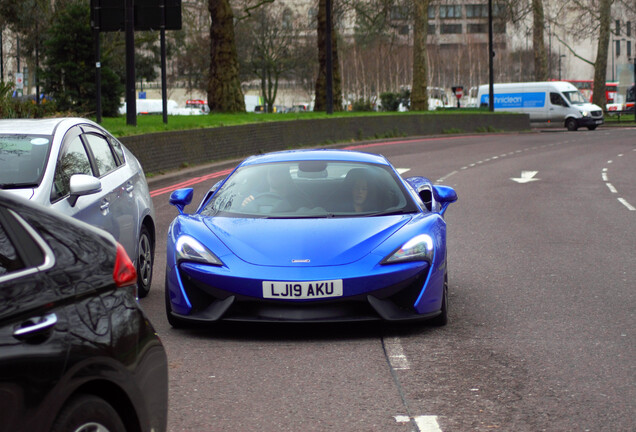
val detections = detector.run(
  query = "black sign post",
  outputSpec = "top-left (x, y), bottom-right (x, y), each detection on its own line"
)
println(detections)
top-left (90, 0), bottom-right (181, 125)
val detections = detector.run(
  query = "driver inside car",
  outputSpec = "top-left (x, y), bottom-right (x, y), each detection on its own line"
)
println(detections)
top-left (241, 164), bottom-right (311, 213)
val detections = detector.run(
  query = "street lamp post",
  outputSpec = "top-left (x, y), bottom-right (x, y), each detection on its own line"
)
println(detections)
top-left (633, 56), bottom-right (636, 123)
top-left (612, 39), bottom-right (616, 81)
top-left (559, 54), bottom-right (565, 80)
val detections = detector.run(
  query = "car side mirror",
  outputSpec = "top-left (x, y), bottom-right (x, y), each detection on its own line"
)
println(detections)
top-left (432, 185), bottom-right (458, 216)
top-left (170, 188), bottom-right (194, 214)
top-left (69, 174), bottom-right (102, 207)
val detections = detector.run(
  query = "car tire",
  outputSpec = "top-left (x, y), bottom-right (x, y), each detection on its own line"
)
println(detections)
top-left (566, 118), bottom-right (578, 131)
top-left (137, 225), bottom-right (154, 298)
top-left (51, 394), bottom-right (126, 432)
top-left (430, 274), bottom-right (448, 327)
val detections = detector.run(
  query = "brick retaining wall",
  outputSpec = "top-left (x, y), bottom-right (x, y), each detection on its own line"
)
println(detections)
top-left (120, 113), bottom-right (530, 174)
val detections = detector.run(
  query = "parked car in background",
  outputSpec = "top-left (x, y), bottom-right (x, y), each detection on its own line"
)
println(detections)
top-left (0, 191), bottom-right (168, 432)
top-left (185, 99), bottom-right (210, 114)
top-left (165, 149), bottom-right (457, 327)
top-left (0, 118), bottom-right (156, 297)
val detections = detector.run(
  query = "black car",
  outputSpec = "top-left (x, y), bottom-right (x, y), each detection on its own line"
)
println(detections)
top-left (0, 191), bottom-right (167, 432)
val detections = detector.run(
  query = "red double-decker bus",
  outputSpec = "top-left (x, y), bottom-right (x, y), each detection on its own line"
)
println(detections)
top-left (564, 80), bottom-right (634, 111)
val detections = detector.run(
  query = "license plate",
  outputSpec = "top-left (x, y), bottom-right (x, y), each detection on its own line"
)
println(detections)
top-left (595, 119), bottom-right (603, 124)
top-left (262, 280), bottom-right (343, 299)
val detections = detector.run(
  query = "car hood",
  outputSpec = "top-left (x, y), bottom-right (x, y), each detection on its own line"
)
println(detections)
top-left (204, 215), bottom-right (412, 266)
top-left (1, 188), bottom-right (35, 200)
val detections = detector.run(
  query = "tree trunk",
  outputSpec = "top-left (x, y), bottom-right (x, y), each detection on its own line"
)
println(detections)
top-left (592, 0), bottom-right (613, 108)
top-left (208, 0), bottom-right (245, 113)
top-left (532, 0), bottom-right (548, 81)
top-left (411, 0), bottom-right (429, 111)
top-left (314, 0), bottom-right (343, 112)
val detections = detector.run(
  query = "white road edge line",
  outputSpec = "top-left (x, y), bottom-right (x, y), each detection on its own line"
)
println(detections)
top-left (606, 182), bottom-right (618, 194)
top-left (618, 198), bottom-right (636, 211)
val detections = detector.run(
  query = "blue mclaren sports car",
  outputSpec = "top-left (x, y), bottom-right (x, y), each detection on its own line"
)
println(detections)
top-left (165, 149), bottom-right (457, 326)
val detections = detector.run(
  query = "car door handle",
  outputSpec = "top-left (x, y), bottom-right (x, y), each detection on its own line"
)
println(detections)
top-left (13, 313), bottom-right (58, 338)
top-left (125, 182), bottom-right (134, 193)
top-left (100, 200), bottom-right (110, 211)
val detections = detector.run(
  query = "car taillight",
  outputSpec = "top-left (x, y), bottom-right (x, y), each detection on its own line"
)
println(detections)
top-left (113, 243), bottom-right (137, 287)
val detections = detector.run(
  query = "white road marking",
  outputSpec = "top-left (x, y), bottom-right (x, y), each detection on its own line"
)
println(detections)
top-left (602, 172), bottom-right (608, 181)
top-left (618, 198), bottom-right (636, 211)
top-left (397, 168), bottom-right (411, 175)
top-left (511, 171), bottom-right (540, 183)
top-left (394, 415), bottom-right (443, 432)
top-left (606, 182), bottom-right (618, 193)
top-left (437, 170), bottom-right (458, 183)
top-left (414, 415), bottom-right (443, 432)
top-left (384, 337), bottom-right (410, 370)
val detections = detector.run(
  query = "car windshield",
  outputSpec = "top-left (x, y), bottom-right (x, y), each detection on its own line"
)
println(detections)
top-left (562, 90), bottom-right (587, 105)
top-left (0, 134), bottom-right (52, 188)
top-left (201, 160), bottom-right (418, 218)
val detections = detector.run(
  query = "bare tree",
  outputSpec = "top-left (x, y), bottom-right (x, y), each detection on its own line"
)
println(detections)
top-left (237, 7), bottom-right (303, 112)
top-left (532, 0), bottom-right (548, 80)
top-left (208, 0), bottom-right (245, 112)
top-left (591, 0), bottom-right (613, 107)
top-left (411, 0), bottom-right (429, 110)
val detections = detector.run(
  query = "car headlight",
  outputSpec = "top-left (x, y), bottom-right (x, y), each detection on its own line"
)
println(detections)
top-left (581, 111), bottom-right (589, 117)
top-left (382, 234), bottom-right (434, 264)
top-left (176, 235), bottom-right (224, 266)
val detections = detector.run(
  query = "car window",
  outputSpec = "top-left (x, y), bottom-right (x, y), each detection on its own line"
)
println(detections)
top-left (0, 213), bottom-right (25, 276)
top-left (562, 90), bottom-right (586, 105)
top-left (202, 161), bottom-right (417, 218)
top-left (0, 134), bottom-right (52, 188)
top-left (51, 135), bottom-right (93, 201)
top-left (550, 92), bottom-right (567, 107)
top-left (83, 134), bottom-right (118, 177)
top-left (108, 137), bottom-right (126, 165)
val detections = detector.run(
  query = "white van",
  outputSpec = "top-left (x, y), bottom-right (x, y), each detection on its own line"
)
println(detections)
top-left (477, 81), bottom-right (604, 131)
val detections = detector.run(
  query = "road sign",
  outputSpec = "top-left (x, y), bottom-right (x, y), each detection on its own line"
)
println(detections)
top-left (15, 73), bottom-right (23, 89)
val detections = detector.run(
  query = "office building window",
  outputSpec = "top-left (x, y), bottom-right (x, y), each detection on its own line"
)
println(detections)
top-left (627, 41), bottom-right (632, 59)
top-left (441, 23), bottom-right (462, 34)
top-left (615, 19), bottom-right (620, 35)
top-left (440, 5), bottom-right (462, 19)
top-left (466, 4), bottom-right (488, 18)
top-left (391, 6), bottom-right (409, 21)
top-left (468, 23), bottom-right (487, 33)
top-left (627, 21), bottom-right (631, 37)
top-left (428, 6), bottom-right (436, 19)
top-left (494, 22), bottom-right (506, 34)
top-left (616, 40), bottom-right (621, 56)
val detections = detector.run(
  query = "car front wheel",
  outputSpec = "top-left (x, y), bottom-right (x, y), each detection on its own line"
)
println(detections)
top-left (137, 225), bottom-right (154, 298)
top-left (51, 394), bottom-right (126, 432)
top-left (429, 274), bottom-right (448, 327)
top-left (566, 118), bottom-right (578, 131)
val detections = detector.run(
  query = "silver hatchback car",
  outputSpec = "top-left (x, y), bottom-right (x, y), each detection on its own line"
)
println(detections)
top-left (0, 118), bottom-right (156, 297)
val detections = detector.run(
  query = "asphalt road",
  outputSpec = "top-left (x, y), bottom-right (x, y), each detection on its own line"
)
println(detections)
top-left (141, 127), bottom-right (636, 432)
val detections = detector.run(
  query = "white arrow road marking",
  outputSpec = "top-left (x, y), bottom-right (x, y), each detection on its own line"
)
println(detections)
top-left (511, 171), bottom-right (540, 183)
